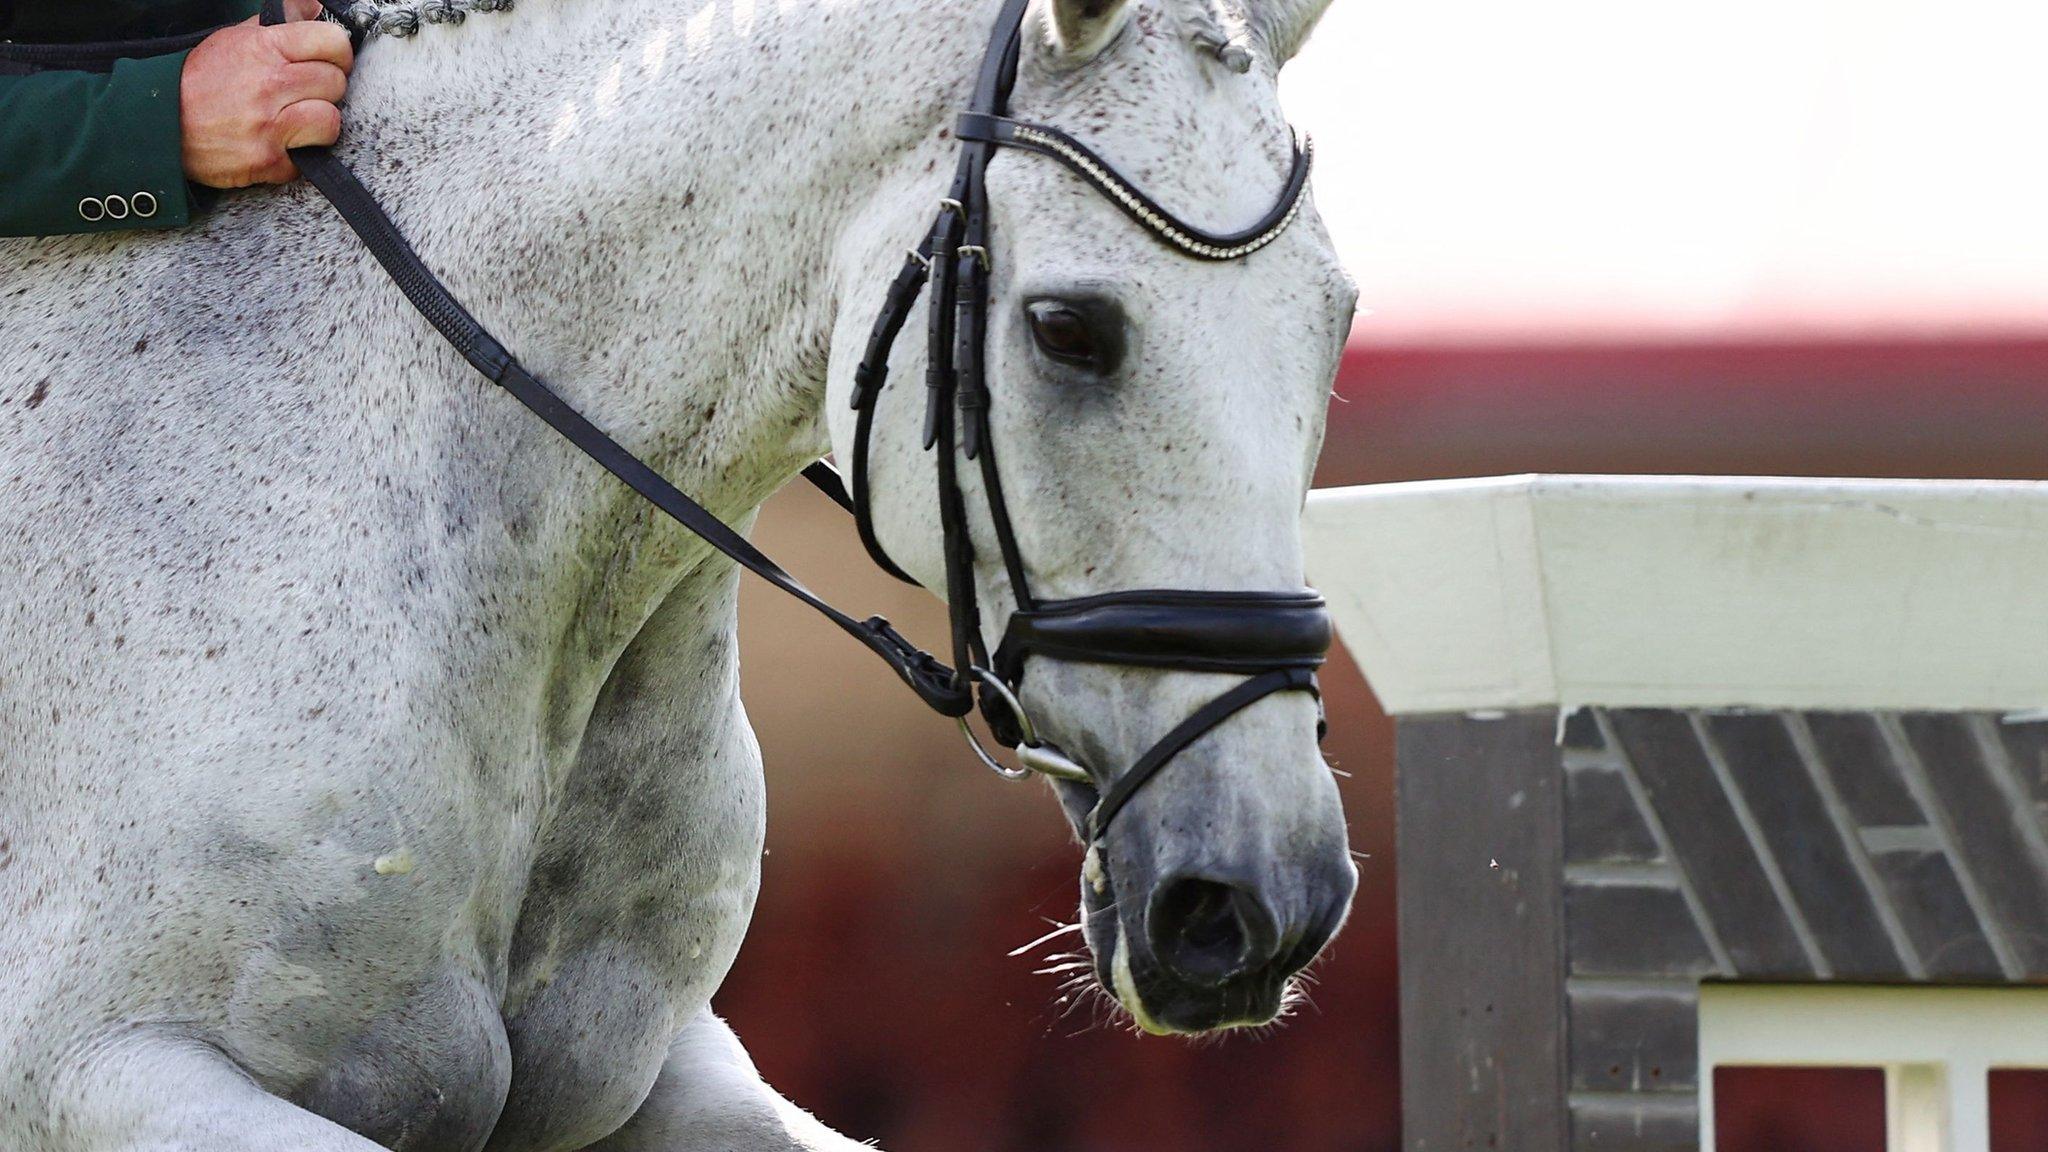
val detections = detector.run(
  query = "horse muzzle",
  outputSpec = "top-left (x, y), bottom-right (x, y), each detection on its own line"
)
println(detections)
top-left (1080, 821), bottom-right (1357, 1034)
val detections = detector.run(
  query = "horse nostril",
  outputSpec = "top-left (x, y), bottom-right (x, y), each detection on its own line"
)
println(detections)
top-left (1149, 876), bottom-right (1279, 987)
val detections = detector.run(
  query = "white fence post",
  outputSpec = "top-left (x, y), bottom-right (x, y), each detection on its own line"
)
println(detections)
top-left (1887, 1063), bottom-right (1948, 1152)
top-left (1699, 986), bottom-right (2046, 1152)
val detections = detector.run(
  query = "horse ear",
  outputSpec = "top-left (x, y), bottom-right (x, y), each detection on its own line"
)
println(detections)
top-left (1250, 0), bottom-right (1335, 65)
top-left (1041, 0), bottom-right (1135, 61)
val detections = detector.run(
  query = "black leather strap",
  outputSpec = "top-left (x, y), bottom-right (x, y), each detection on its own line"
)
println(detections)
top-left (1086, 667), bottom-right (1317, 841)
top-left (847, 247), bottom-right (929, 585)
top-left (994, 590), bottom-right (1331, 682)
top-left (261, 5), bottom-right (969, 717)
top-left (800, 460), bottom-right (853, 514)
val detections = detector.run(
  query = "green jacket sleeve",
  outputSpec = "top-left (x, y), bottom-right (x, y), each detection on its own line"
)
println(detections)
top-left (0, 50), bottom-right (196, 238)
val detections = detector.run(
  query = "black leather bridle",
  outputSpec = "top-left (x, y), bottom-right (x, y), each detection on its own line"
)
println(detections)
top-left (844, 0), bottom-right (1331, 837)
top-left (245, 0), bottom-right (1332, 842)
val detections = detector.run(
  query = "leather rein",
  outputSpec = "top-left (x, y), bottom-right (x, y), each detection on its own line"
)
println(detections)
top-left (253, 0), bottom-right (1331, 842)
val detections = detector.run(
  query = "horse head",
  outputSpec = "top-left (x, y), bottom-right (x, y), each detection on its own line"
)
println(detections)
top-left (828, 0), bottom-right (1355, 1034)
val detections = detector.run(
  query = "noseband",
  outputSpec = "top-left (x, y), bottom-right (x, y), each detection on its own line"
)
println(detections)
top-left (260, 0), bottom-right (1330, 842)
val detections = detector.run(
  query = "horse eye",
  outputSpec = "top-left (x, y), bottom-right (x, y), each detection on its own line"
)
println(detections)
top-left (1026, 301), bottom-right (1104, 367)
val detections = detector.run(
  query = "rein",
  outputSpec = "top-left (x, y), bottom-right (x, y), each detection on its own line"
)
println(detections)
top-left (248, 0), bottom-right (1332, 841)
top-left (250, 0), bottom-right (968, 719)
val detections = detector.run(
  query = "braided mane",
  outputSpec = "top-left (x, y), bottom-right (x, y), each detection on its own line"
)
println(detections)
top-left (332, 0), bottom-right (514, 38)
top-left (1180, 0), bottom-right (1254, 72)
top-left (341, 0), bottom-right (1254, 60)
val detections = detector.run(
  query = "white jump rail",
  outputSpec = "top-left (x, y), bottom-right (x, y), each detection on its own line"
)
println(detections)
top-left (1304, 474), bottom-right (2048, 715)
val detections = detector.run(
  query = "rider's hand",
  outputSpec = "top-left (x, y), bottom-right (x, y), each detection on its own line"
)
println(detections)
top-left (179, 0), bottom-right (353, 188)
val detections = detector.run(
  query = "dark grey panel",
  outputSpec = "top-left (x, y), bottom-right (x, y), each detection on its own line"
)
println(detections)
top-left (1569, 1093), bottom-right (1698, 1152)
top-left (1864, 847), bottom-right (2007, 979)
top-left (1400, 707), bottom-right (2048, 1152)
top-left (1567, 764), bottom-right (1663, 865)
top-left (1804, 712), bottom-right (1925, 827)
top-left (1398, 713), bottom-right (1567, 1152)
top-left (1992, 721), bottom-right (2048, 819)
top-left (1567, 982), bottom-right (1698, 1092)
top-left (1563, 708), bottom-right (1606, 751)
top-left (1565, 882), bottom-right (1722, 979)
top-left (1607, 711), bottom-right (1814, 978)
top-left (1896, 715), bottom-right (2048, 974)
top-left (1702, 714), bottom-right (1908, 979)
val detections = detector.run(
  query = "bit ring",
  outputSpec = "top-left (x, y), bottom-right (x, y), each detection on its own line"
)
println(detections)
top-left (954, 667), bottom-right (1093, 782)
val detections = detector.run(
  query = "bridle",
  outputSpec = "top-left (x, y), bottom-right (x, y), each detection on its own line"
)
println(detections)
top-left (254, 0), bottom-right (1332, 843)
top-left (846, 0), bottom-right (1330, 838)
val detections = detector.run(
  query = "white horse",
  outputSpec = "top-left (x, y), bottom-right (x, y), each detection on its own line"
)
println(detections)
top-left (0, 0), bottom-right (1355, 1147)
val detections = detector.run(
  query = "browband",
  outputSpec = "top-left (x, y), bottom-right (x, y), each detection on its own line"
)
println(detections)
top-left (955, 112), bottom-right (1313, 261)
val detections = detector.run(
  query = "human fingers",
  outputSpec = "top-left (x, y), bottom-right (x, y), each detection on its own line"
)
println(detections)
top-left (275, 98), bottom-right (344, 151)
top-left (270, 20), bottom-right (354, 72)
top-left (276, 60), bottom-right (349, 107)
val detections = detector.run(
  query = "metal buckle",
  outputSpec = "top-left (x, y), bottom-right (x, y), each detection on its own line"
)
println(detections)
top-left (955, 667), bottom-right (1093, 783)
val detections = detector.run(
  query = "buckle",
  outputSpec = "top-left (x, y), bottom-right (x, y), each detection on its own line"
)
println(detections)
top-left (862, 617), bottom-right (972, 717)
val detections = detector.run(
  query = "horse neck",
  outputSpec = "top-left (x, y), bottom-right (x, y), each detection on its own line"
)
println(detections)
top-left (310, 0), bottom-right (989, 737)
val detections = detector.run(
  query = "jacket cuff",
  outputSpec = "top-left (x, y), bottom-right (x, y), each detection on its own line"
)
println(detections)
top-left (83, 50), bottom-right (197, 231)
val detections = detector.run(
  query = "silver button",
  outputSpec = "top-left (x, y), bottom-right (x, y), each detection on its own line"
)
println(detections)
top-left (131, 191), bottom-right (158, 219)
top-left (103, 194), bottom-right (129, 220)
top-left (77, 196), bottom-right (106, 222)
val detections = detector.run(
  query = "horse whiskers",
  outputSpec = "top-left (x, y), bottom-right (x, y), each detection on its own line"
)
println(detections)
top-left (1281, 975), bottom-right (1317, 1013)
top-left (1269, 982), bottom-right (1317, 1029)
top-left (1014, 902), bottom-right (1149, 1037)
top-left (1053, 968), bottom-right (1101, 1005)
top-left (1054, 979), bottom-right (1096, 1018)
top-left (1050, 970), bottom-right (1123, 1037)
top-left (1006, 919), bottom-right (1085, 958)
top-left (1196, 978), bottom-right (1314, 1045)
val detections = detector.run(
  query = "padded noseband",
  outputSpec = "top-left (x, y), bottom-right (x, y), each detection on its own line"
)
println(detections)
top-left (993, 590), bottom-right (1333, 684)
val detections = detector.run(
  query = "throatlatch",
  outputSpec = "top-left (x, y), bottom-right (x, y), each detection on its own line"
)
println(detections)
top-left (262, 0), bottom-right (1331, 841)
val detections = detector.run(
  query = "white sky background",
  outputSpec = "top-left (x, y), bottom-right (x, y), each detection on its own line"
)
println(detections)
top-left (1279, 0), bottom-right (2048, 342)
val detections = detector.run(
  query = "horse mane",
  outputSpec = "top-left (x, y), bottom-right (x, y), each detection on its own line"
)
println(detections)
top-left (341, 0), bottom-right (1254, 63)
top-left (334, 0), bottom-right (514, 38)
top-left (1180, 0), bottom-right (1254, 73)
